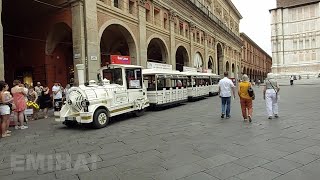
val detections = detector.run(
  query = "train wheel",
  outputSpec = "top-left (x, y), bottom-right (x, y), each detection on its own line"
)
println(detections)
top-left (134, 108), bottom-right (146, 117)
top-left (92, 109), bottom-right (109, 129)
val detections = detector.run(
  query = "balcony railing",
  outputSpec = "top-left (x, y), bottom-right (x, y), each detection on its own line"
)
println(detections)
top-left (184, 0), bottom-right (242, 45)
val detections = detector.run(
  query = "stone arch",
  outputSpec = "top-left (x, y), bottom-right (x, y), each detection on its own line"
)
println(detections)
top-left (46, 22), bottom-right (72, 55)
top-left (147, 36), bottom-right (169, 64)
top-left (99, 19), bottom-right (138, 65)
top-left (45, 22), bottom-right (74, 86)
top-left (225, 61), bottom-right (230, 73)
top-left (216, 43), bottom-right (223, 75)
top-left (208, 56), bottom-right (214, 73)
top-left (175, 45), bottom-right (190, 71)
top-left (194, 51), bottom-right (204, 71)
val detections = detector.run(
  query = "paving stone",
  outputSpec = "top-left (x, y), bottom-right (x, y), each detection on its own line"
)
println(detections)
top-left (232, 155), bottom-right (270, 169)
top-left (272, 143), bottom-right (307, 153)
top-left (273, 169), bottom-right (317, 180)
top-left (261, 158), bottom-right (303, 174)
top-left (253, 149), bottom-right (291, 161)
top-left (181, 172), bottom-right (219, 180)
top-left (195, 154), bottom-right (238, 169)
top-left (155, 163), bottom-right (204, 180)
top-left (161, 152), bottom-right (204, 170)
top-left (78, 166), bottom-right (119, 180)
top-left (282, 151), bottom-right (320, 165)
top-left (301, 145), bottom-right (320, 156)
top-left (235, 167), bottom-right (281, 180)
top-left (205, 162), bottom-right (249, 179)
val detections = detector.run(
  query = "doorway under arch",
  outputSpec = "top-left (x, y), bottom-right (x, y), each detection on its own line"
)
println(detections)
top-left (194, 52), bottom-right (204, 72)
top-left (226, 61), bottom-right (230, 73)
top-left (176, 46), bottom-right (189, 71)
top-left (147, 38), bottom-right (168, 63)
top-left (208, 56), bottom-right (214, 73)
top-left (100, 24), bottom-right (137, 66)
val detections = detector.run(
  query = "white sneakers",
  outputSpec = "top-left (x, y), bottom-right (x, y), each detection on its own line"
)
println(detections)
top-left (15, 125), bottom-right (28, 130)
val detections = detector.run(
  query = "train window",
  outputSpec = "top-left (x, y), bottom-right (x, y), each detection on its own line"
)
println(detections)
top-left (102, 68), bottom-right (123, 85)
top-left (144, 75), bottom-right (156, 90)
top-left (157, 76), bottom-right (171, 90)
top-left (125, 68), bottom-right (142, 89)
top-left (187, 77), bottom-right (194, 87)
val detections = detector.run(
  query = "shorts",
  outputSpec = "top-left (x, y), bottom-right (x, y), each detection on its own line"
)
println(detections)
top-left (0, 105), bottom-right (11, 115)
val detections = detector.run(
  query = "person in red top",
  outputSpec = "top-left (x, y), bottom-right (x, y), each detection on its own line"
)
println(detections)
top-left (11, 80), bottom-right (28, 130)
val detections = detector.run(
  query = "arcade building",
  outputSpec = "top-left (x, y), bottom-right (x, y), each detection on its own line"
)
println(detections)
top-left (0, 0), bottom-right (243, 88)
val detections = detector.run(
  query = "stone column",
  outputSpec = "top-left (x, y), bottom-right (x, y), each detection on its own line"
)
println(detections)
top-left (71, 0), bottom-right (100, 83)
top-left (138, 0), bottom-right (147, 67)
top-left (85, 0), bottom-right (100, 80)
top-left (190, 22), bottom-right (196, 69)
top-left (204, 33), bottom-right (208, 71)
top-left (71, 1), bottom-right (85, 84)
top-left (0, 0), bottom-right (4, 80)
top-left (169, 10), bottom-right (176, 69)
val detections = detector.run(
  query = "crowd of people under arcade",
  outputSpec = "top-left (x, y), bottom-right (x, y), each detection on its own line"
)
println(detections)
top-left (0, 80), bottom-right (71, 138)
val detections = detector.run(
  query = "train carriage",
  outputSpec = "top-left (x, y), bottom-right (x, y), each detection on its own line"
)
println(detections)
top-left (143, 69), bottom-right (188, 108)
top-left (181, 71), bottom-right (211, 101)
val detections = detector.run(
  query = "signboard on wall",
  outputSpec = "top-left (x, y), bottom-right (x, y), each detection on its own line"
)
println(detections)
top-left (183, 66), bottom-right (197, 72)
top-left (110, 55), bottom-right (131, 65)
top-left (147, 62), bottom-right (172, 70)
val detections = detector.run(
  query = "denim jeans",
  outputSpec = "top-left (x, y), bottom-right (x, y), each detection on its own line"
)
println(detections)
top-left (221, 97), bottom-right (231, 116)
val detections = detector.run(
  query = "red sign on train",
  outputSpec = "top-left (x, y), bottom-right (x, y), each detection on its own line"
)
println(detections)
top-left (110, 55), bottom-right (131, 65)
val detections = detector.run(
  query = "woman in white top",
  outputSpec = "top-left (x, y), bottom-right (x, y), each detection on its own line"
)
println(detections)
top-left (0, 81), bottom-right (13, 137)
top-left (263, 73), bottom-right (280, 119)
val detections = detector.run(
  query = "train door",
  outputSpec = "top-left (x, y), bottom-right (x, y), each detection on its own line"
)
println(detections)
top-left (125, 68), bottom-right (144, 103)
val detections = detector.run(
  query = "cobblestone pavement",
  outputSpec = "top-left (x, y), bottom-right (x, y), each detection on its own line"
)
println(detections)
top-left (1, 85), bottom-right (320, 180)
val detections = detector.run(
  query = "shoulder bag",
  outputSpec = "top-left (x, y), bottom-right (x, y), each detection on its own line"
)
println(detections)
top-left (247, 83), bottom-right (255, 100)
top-left (267, 79), bottom-right (279, 100)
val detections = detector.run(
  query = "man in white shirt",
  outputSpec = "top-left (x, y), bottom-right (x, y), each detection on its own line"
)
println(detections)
top-left (52, 82), bottom-right (63, 109)
top-left (218, 72), bottom-right (236, 119)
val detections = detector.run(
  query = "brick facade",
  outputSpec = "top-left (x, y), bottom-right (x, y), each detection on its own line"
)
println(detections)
top-left (240, 33), bottom-right (272, 82)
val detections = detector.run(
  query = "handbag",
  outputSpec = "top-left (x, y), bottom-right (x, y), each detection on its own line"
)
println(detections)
top-left (267, 79), bottom-right (279, 100)
top-left (247, 83), bottom-right (255, 100)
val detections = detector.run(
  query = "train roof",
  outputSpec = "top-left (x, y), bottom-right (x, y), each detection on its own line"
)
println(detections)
top-left (99, 64), bottom-right (143, 71)
top-left (142, 69), bottom-right (184, 75)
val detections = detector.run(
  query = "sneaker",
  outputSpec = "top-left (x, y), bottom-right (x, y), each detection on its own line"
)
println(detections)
top-left (244, 119), bottom-right (248, 122)
top-left (268, 116), bottom-right (272, 119)
top-left (274, 114), bottom-right (279, 118)
top-left (20, 126), bottom-right (28, 130)
top-left (15, 126), bottom-right (20, 130)
top-left (248, 115), bottom-right (252, 123)
top-left (226, 115), bottom-right (230, 119)
top-left (2, 133), bottom-right (11, 138)
top-left (6, 130), bottom-right (12, 134)
top-left (221, 114), bottom-right (225, 118)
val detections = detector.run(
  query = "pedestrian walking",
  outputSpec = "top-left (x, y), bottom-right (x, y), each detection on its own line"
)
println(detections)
top-left (238, 74), bottom-right (254, 122)
top-left (264, 73), bottom-right (280, 119)
top-left (218, 72), bottom-right (236, 119)
top-left (290, 76), bottom-right (294, 86)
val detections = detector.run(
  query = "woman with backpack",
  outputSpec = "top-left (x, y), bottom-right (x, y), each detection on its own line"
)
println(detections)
top-left (238, 74), bottom-right (254, 122)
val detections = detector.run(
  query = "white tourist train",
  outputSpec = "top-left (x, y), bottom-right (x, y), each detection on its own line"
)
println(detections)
top-left (55, 61), bottom-right (220, 128)
top-left (54, 63), bottom-right (149, 128)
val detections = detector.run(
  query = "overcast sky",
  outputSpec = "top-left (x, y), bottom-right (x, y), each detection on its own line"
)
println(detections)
top-left (231, 0), bottom-right (276, 55)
